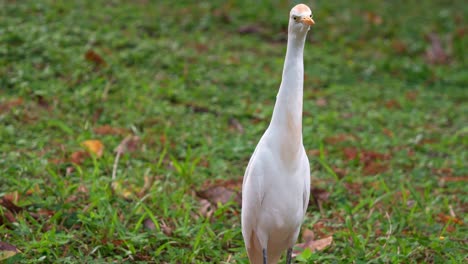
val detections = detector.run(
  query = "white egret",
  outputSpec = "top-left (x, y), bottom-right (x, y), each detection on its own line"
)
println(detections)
top-left (241, 4), bottom-right (314, 264)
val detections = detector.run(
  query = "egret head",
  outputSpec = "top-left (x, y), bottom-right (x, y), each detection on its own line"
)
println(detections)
top-left (289, 4), bottom-right (315, 34)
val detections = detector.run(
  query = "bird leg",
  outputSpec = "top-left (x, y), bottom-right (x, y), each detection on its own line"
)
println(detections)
top-left (263, 248), bottom-right (267, 264)
top-left (286, 248), bottom-right (293, 264)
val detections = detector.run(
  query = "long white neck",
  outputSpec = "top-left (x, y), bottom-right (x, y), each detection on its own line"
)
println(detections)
top-left (268, 30), bottom-right (307, 158)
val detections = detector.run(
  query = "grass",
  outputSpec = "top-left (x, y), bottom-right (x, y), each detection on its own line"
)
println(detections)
top-left (0, 0), bottom-right (467, 263)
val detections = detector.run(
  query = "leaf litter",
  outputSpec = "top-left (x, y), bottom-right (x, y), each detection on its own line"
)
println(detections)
top-left (293, 228), bottom-right (333, 257)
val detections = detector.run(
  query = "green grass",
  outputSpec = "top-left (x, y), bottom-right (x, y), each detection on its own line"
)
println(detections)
top-left (1, 0), bottom-right (467, 263)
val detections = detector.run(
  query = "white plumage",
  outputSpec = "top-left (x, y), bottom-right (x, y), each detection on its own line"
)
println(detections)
top-left (241, 4), bottom-right (314, 264)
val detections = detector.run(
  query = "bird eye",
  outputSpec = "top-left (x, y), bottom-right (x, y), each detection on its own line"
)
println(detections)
top-left (310, 14), bottom-right (313, 18)
top-left (292, 16), bottom-right (298, 21)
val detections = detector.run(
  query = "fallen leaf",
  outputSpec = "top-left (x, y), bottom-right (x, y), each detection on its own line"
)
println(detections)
top-left (70, 150), bottom-right (89, 165)
top-left (384, 99), bottom-right (401, 109)
top-left (301, 228), bottom-right (315, 242)
top-left (160, 220), bottom-right (173, 236)
top-left (85, 49), bottom-right (106, 67)
top-left (307, 149), bottom-right (327, 157)
top-left (0, 98), bottom-right (23, 113)
top-left (364, 12), bottom-right (383, 25)
top-left (425, 33), bottom-right (449, 64)
top-left (81, 140), bottom-right (104, 157)
top-left (391, 40), bottom-right (407, 54)
top-left (0, 241), bottom-right (20, 261)
top-left (196, 185), bottom-right (241, 206)
top-left (405, 91), bottom-right (419, 101)
top-left (115, 135), bottom-right (140, 154)
top-left (143, 217), bottom-right (156, 230)
top-left (325, 134), bottom-right (356, 144)
top-left (228, 117), bottom-right (244, 134)
top-left (344, 182), bottom-right (362, 196)
top-left (343, 147), bottom-right (359, 160)
top-left (311, 188), bottom-right (330, 202)
top-left (94, 125), bottom-right (127, 135)
top-left (0, 210), bottom-right (16, 225)
top-left (360, 150), bottom-right (390, 164)
top-left (382, 128), bottom-right (394, 138)
top-left (436, 213), bottom-right (464, 225)
top-left (315, 98), bottom-right (328, 107)
top-left (195, 43), bottom-right (209, 53)
top-left (343, 149), bottom-right (390, 175)
top-left (92, 107), bottom-right (104, 123)
top-left (198, 199), bottom-right (214, 219)
top-left (331, 167), bottom-right (347, 178)
top-left (293, 230), bottom-right (333, 257)
top-left (432, 168), bottom-right (453, 177)
top-left (440, 176), bottom-right (468, 182)
top-left (3, 191), bottom-right (19, 204)
top-left (0, 197), bottom-right (23, 214)
top-left (35, 95), bottom-right (51, 109)
top-left (363, 162), bottom-right (389, 175)
top-left (201, 178), bottom-right (243, 191)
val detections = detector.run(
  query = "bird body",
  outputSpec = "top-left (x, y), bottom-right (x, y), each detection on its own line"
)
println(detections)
top-left (241, 4), bottom-right (314, 264)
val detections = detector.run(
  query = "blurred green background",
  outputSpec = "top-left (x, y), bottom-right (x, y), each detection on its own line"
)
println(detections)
top-left (0, 0), bottom-right (466, 263)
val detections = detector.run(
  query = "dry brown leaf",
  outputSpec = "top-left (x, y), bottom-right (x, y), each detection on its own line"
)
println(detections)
top-left (0, 98), bottom-right (23, 113)
top-left (196, 186), bottom-right (241, 206)
top-left (440, 176), bottom-right (468, 182)
top-left (343, 148), bottom-right (390, 175)
top-left (432, 168), bottom-right (453, 177)
top-left (70, 150), bottom-right (89, 165)
top-left (0, 197), bottom-right (23, 214)
top-left (307, 149), bottom-right (327, 157)
top-left (315, 98), bottom-right (328, 107)
top-left (437, 213), bottom-right (464, 225)
top-left (382, 128), bottom-right (394, 138)
top-left (385, 99), bottom-right (401, 109)
top-left (0, 241), bottom-right (20, 261)
top-left (160, 220), bottom-right (173, 236)
top-left (363, 162), bottom-right (389, 175)
top-left (405, 91), bottom-right (419, 101)
top-left (331, 167), bottom-right (347, 178)
top-left (228, 117), bottom-right (244, 134)
top-left (425, 33), bottom-right (449, 64)
top-left (198, 198), bottom-right (214, 218)
top-left (360, 150), bottom-right (390, 163)
top-left (364, 12), bottom-right (383, 25)
top-left (143, 217), bottom-right (156, 230)
top-left (3, 191), bottom-right (19, 204)
top-left (293, 230), bottom-right (333, 257)
top-left (391, 40), bottom-right (407, 54)
top-left (301, 228), bottom-right (315, 242)
top-left (311, 188), bottom-right (330, 202)
top-left (344, 182), bottom-right (362, 196)
top-left (202, 178), bottom-right (243, 191)
top-left (85, 49), bottom-right (106, 66)
top-left (343, 147), bottom-right (359, 160)
top-left (115, 135), bottom-right (140, 154)
top-left (325, 134), bottom-right (356, 144)
top-left (81, 140), bottom-right (104, 157)
top-left (0, 210), bottom-right (16, 225)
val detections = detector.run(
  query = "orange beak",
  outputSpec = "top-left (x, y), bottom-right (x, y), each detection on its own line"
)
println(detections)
top-left (301, 17), bottom-right (315, 26)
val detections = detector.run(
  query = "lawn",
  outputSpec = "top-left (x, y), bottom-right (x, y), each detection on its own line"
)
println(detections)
top-left (0, 0), bottom-right (467, 263)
